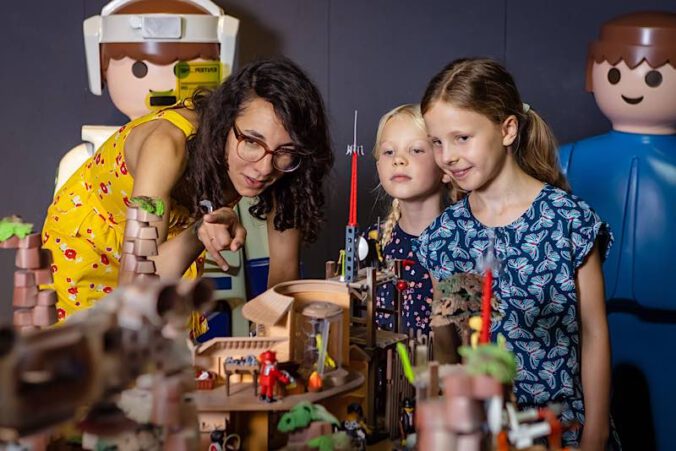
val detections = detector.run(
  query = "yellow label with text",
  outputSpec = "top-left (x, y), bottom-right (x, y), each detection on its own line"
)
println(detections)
top-left (175, 61), bottom-right (229, 101)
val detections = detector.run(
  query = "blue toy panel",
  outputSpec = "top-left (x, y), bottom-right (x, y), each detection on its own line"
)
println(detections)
top-left (246, 257), bottom-right (270, 299)
top-left (196, 302), bottom-right (232, 343)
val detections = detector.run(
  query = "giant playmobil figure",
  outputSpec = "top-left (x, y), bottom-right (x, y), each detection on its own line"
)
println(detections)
top-left (558, 11), bottom-right (676, 450)
top-left (56, 0), bottom-right (238, 192)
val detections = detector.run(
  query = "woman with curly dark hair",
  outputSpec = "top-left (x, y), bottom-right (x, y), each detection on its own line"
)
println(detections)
top-left (42, 58), bottom-right (333, 320)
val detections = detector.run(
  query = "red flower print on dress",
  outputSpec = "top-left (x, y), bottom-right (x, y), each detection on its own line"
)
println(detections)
top-left (123, 196), bottom-right (131, 207)
top-left (50, 264), bottom-right (57, 273)
top-left (57, 308), bottom-right (66, 320)
top-left (120, 162), bottom-right (128, 175)
top-left (101, 254), bottom-right (110, 265)
top-left (68, 287), bottom-right (78, 295)
top-left (103, 286), bottom-right (113, 294)
top-left (100, 182), bottom-right (109, 194)
top-left (64, 249), bottom-right (77, 260)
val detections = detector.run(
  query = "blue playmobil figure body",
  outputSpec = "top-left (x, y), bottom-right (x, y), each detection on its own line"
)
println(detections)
top-left (558, 11), bottom-right (676, 451)
top-left (560, 131), bottom-right (676, 308)
top-left (418, 58), bottom-right (618, 449)
top-left (370, 104), bottom-right (451, 337)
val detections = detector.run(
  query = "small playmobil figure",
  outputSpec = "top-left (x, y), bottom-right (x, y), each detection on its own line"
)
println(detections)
top-left (209, 430), bottom-right (225, 451)
top-left (399, 398), bottom-right (415, 445)
top-left (258, 350), bottom-right (290, 403)
top-left (208, 428), bottom-right (241, 451)
top-left (342, 402), bottom-right (370, 450)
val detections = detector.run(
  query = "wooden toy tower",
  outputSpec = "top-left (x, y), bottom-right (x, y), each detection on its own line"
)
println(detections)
top-left (325, 112), bottom-right (416, 438)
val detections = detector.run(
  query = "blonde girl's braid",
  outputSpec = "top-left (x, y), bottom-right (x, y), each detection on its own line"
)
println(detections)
top-left (380, 198), bottom-right (402, 248)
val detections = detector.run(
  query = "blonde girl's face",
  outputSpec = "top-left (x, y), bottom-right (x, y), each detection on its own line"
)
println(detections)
top-left (424, 101), bottom-right (515, 192)
top-left (376, 115), bottom-right (446, 202)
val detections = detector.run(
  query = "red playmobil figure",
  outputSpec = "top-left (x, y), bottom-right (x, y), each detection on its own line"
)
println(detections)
top-left (258, 350), bottom-right (290, 403)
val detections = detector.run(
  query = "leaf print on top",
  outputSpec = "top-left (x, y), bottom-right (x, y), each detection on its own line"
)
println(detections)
top-left (413, 184), bottom-right (614, 448)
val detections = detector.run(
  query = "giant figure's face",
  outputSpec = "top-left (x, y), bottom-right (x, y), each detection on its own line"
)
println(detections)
top-left (106, 57), bottom-right (216, 120)
top-left (591, 60), bottom-right (676, 134)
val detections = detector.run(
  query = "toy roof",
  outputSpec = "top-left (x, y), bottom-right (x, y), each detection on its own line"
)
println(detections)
top-left (242, 279), bottom-right (350, 326)
top-left (241, 289), bottom-right (294, 325)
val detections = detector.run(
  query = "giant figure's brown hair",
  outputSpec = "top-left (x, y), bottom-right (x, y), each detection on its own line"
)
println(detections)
top-left (100, 0), bottom-right (219, 80)
top-left (586, 11), bottom-right (676, 91)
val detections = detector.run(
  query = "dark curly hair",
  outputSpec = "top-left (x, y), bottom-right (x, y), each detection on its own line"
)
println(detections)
top-left (172, 58), bottom-right (333, 242)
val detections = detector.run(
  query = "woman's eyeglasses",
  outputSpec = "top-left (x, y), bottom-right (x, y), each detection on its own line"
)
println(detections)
top-left (232, 123), bottom-right (303, 173)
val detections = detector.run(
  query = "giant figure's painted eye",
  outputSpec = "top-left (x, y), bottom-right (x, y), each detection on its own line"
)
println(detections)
top-left (132, 61), bottom-right (148, 79)
top-left (607, 68), bottom-right (621, 85)
top-left (645, 70), bottom-right (663, 88)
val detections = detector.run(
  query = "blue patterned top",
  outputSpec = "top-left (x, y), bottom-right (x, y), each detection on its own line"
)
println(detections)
top-left (414, 184), bottom-right (613, 446)
top-left (372, 223), bottom-right (433, 335)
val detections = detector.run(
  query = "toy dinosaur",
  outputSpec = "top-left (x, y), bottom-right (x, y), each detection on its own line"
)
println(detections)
top-left (277, 401), bottom-right (340, 433)
top-left (130, 196), bottom-right (165, 217)
top-left (0, 216), bottom-right (33, 241)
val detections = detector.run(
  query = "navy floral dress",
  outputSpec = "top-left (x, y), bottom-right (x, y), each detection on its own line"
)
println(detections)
top-left (414, 184), bottom-right (617, 448)
top-left (372, 223), bottom-right (433, 336)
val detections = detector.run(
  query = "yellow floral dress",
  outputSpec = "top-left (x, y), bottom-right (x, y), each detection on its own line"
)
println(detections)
top-left (42, 109), bottom-right (204, 322)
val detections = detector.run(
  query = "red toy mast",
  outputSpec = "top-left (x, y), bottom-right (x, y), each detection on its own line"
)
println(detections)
top-left (478, 236), bottom-right (499, 344)
top-left (348, 111), bottom-right (359, 226)
top-left (344, 110), bottom-right (363, 282)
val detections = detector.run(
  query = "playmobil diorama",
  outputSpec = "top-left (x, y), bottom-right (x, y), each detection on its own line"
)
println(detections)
top-left (0, 108), bottom-right (584, 451)
top-left (6, 4), bottom-right (668, 449)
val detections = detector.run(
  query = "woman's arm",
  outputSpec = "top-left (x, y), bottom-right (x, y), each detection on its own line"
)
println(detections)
top-left (576, 245), bottom-right (611, 451)
top-left (266, 213), bottom-right (300, 288)
top-left (123, 121), bottom-right (244, 280)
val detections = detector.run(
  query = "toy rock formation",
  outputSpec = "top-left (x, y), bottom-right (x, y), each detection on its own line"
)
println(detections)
top-left (0, 217), bottom-right (57, 331)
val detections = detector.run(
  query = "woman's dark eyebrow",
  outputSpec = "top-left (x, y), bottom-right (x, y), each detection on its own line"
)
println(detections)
top-left (242, 128), bottom-right (296, 149)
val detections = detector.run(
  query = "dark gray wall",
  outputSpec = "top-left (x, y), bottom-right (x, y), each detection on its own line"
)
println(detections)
top-left (1, 0), bottom-right (673, 315)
